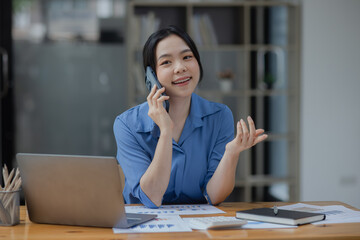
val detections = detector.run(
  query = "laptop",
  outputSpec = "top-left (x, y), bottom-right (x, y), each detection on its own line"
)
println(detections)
top-left (16, 153), bottom-right (156, 228)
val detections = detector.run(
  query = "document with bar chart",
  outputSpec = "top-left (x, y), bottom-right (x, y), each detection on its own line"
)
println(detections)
top-left (113, 215), bottom-right (192, 233)
top-left (125, 204), bottom-right (225, 215)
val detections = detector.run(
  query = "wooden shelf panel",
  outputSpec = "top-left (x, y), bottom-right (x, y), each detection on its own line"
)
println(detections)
top-left (235, 176), bottom-right (295, 186)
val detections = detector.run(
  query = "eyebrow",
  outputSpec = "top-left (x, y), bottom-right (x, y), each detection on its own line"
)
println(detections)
top-left (157, 48), bottom-right (192, 62)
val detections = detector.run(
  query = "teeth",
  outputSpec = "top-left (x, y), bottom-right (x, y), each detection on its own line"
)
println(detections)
top-left (174, 78), bottom-right (190, 84)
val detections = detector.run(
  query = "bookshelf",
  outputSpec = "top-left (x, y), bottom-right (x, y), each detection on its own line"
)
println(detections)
top-left (126, 0), bottom-right (301, 203)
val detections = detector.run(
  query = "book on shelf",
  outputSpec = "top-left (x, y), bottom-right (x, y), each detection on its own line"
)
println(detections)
top-left (236, 207), bottom-right (326, 226)
top-left (132, 11), bottom-right (160, 46)
top-left (192, 14), bottom-right (218, 46)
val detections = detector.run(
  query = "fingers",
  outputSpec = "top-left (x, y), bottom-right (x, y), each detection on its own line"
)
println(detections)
top-left (146, 85), bottom-right (157, 106)
top-left (247, 116), bottom-right (256, 145)
top-left (241, 119), bottom-right (249, 142)
top-left (254, 133), bottom-right (268, 145)
top-left (236, 116), bottom-right (267, 147)
top-left (237, 117), bottom-right (252, 145)
top-left (147, 85), bottom-right (168, 110)
top-left (255, 129), bottom-right (265, 136)
top-left (152, 87), bottom-right (164, 108)
top-left (236, 120), bottom-right (242, 140)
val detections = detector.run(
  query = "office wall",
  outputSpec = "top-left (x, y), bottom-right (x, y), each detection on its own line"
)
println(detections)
top-left (14, 44), bottom-right (127, 157)
top-left (301, 0), bottom-right (360, 208)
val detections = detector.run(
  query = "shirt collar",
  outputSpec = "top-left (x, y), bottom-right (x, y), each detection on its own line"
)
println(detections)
top-left (134, 102), bottom-right (155, 133)
top-left (186, 93), bottom-right (222, 129)
top-left (135, 93), bottom-right (222, 135)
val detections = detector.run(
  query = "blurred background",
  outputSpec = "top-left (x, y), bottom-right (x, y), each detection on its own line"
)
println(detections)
top-left (0, 0), bottom-right (359, 208)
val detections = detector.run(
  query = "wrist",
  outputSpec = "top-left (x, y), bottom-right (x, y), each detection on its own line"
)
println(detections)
top-left (160, 128), bottom-right (172, 138)
top-left (224, 144), bottom-right (241, 159)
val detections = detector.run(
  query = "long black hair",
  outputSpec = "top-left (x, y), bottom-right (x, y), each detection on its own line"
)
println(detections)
top-left (142, 25), bottom-right (203, 82)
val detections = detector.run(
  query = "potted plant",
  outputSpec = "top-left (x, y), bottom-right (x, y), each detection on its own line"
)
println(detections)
top-left (217, 69), bottom-right (234, 93)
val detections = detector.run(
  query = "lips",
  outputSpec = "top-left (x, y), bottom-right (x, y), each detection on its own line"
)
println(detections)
top-left (173, 77), bottom-right (191, 85)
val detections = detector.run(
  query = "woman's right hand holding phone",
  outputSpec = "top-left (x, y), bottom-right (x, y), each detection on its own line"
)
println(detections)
top-left (143, 85), bottom-right (173, 207)
top-left (147, 85), bottom-right (173, 134)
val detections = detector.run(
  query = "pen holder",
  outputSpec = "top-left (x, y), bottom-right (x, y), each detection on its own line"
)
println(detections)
top-left (0, 190), bottom-right (20, 226)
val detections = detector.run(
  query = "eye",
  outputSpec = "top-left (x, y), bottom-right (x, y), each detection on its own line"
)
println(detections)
top-left (160, 60), bottom-right (171, 66)
top-left (184, 55), bottom-right (193, 60)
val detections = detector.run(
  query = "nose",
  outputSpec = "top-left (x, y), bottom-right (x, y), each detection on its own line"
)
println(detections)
top-left (174, 61), bottom-right (187, 73)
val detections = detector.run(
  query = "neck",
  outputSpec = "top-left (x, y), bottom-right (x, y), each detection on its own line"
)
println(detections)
top-left (168, 95), bottom-right (192, 123)
top-left (168, 95), bottom-right (192, 143)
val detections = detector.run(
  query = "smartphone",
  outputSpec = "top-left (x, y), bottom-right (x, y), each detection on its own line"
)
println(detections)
top-left (145, 66), bottom-right (170, 112)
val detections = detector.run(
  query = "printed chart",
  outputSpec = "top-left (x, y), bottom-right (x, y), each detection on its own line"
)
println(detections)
top-left (113, 215), bottom-right (192, 233)
top-left (125, 204), bottom-right (225, 215)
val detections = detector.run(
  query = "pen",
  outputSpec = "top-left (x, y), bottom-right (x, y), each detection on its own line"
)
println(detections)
top-left (274, 205), bottom-right (278, 215)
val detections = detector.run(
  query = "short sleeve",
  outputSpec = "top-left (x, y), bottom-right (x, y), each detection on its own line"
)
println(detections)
top-left (113, 116), bottom-right (158, 208)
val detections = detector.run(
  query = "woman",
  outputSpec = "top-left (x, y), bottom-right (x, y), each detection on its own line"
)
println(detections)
top-left (113, 26), bottom-right (267, 208)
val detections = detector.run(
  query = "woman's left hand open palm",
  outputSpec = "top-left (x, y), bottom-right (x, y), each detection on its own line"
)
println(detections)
top-left (226, 116), bottom-right (268, 155)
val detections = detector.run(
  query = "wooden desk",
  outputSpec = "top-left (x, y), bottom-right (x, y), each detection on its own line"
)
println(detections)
top-left (1, 201), bottom-right (359, 240)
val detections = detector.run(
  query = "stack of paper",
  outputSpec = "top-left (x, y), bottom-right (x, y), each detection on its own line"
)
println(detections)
top-left (279, 203), bottom-right (360, 225)
top-left (113, 203), bottom-right (360, 234)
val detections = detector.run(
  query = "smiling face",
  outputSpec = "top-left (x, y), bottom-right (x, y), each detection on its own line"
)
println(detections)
top-left (155, 34), bottom-right (200, 100)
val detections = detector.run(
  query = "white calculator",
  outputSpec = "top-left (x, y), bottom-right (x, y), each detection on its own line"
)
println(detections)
top-left (187, 216), bottom-right (247, 230)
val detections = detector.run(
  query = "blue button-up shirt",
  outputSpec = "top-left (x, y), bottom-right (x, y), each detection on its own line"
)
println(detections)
top-left (113, 93), bottom-right (234, 208)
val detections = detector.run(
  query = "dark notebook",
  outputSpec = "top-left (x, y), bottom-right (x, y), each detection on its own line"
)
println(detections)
top-left (236, 208), bottom-right (326, 226)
